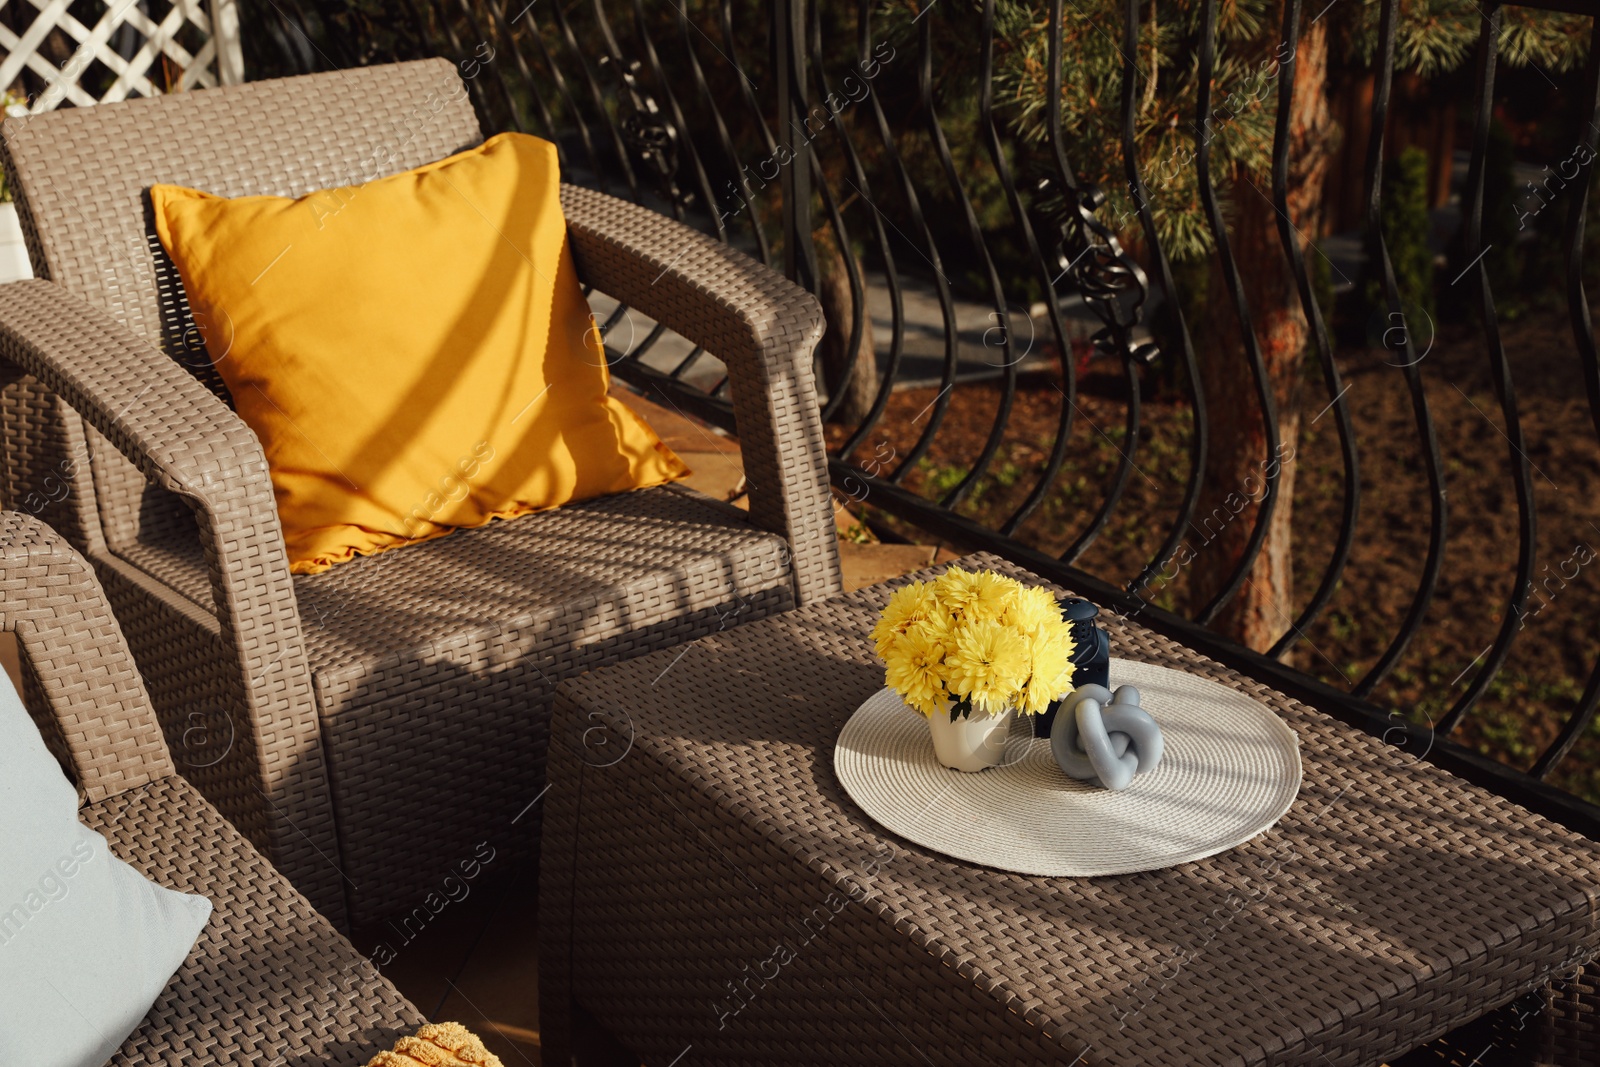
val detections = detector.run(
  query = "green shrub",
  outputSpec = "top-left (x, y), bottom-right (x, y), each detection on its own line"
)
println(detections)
top-left (1365, 145), bottom-right (1435, 327)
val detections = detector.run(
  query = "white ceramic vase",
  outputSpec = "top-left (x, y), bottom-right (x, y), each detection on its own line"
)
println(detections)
top-left (927, 703), bottom-right (1014, 772)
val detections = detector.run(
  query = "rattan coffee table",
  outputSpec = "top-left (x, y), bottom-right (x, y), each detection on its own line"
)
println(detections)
top-left (539, 555), bottom-right (1600, 1066)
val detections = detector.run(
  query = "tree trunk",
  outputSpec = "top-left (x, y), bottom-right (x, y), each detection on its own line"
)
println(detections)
top-left (1186, 15), bottom-right (1336, 659)
top-left (814, 226), bottom-right (877, 426)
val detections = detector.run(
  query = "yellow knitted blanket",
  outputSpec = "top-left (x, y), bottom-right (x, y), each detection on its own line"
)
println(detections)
top-left (364, 1022), bottom-right (505, 1067)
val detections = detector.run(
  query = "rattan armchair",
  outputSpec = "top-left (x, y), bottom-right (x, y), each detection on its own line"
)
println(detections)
top-left (0, 58), bottom-right (841, 927)
top-left (0, 510), bottom-right (424, 1064)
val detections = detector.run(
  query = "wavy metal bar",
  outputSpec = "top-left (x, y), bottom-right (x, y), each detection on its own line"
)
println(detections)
top-left (652, 0), bottom-right (752, 385)
top-left (584, 0), bottom-right (679, 364)
top-left (1191, 0), bottom-right (1281, 626)
top-left (273, 0), bottom-right (336, 68)
top-left (452, 0), bottom-right (524, 132)
top-left (1035, 10), bottom-right (1157, 565)
top-left (628, 0), bottom-right (721, 232)
top-left (1122, 0), bottom-right (1208, 599)
top-left (1351, 0), bottom-right (1448, 698)
top-left (625, 322), bottom-right (668, 365)
top-left (1533, 19), bottom-right (1600, 779)
top-left (481, 1), bottom-right (561, 152)
top-left (833, 1), bottom-right (910, 463)
top-left (598, 301), bottom-right (630, 337)
top-left (876, 18), bottom-right (959, 485)
top-left (1005, 0), bottom-right (1082, 540)
top-left (714, 0), bottom-right (784, 272)
top-left (678, 0), bottom-right (773, 265)
top-left (813, 179), bottom-right (870, 424)
top-left (270, 0), bottom-right (323, 72)
top-left (551, 0), bottom-right (639, 199)
top-left (921, 0), bottom-right (1016, 508)
top-left (586, 7), bottom-right (685, 218)
top-left (806, 1), bottom-right (871, 426)
top-left (720, 0), bottom-right (777, 160)
top-left (1264, 0), bottom-right (1360, 658)
top-left (407, 0), bottom-right (494, 122)
top-left (515, 5), bottom-right (607, 184)
top-left (774, 0), bottom-right (820, 288)
top-left (1437, 5), bottom-right (1537, 736)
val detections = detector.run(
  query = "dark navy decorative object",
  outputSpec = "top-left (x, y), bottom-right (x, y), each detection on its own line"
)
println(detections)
top-left (1033, 597), bottom-right (1112, 737)
top-left (1050, 684), bottom-right (1165, 791)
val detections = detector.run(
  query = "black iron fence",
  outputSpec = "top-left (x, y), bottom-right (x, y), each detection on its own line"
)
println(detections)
top-left (247, 0), bottom-right (1600, 834)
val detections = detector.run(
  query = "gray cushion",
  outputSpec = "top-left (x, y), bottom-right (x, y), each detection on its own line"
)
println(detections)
top-left (0, 674), bottom-right (211, 1067)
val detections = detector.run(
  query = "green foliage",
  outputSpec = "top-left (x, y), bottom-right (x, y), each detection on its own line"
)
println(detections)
top-left (1343, 1), bottom-right (1591, 78)
top-left (920, 0), bottom-right (1279, 263)
top-left (917, 457), bottom-right (970, 498)
top-left (868, 0), bottom-right (1587, 266)
top-left (1364, 145), bottom-right (1435, 323)
top-left (0, 90), bottom-right (24, 205)
top-left (840, 520), bottom-right (875, 544)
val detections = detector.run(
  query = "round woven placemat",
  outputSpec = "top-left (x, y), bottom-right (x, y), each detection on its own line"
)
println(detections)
top-left (833, 659), bottom-right (1302, 876)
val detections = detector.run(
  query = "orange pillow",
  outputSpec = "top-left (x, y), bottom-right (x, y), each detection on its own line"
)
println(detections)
top-left (150, 132), bottom-right (686, 574)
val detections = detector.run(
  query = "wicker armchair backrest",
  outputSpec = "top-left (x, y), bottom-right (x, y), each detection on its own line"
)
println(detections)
top-left (0, 60), bottom-right (482, 552)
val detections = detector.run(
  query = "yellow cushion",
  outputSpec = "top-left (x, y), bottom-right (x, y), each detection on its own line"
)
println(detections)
top-left (151, 132), bottom-right (687, 574)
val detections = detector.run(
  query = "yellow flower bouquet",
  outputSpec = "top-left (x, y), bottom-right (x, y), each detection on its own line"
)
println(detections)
top-left (872, 567), bottom-right (1077, 724)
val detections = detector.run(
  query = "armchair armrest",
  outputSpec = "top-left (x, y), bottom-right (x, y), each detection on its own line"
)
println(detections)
top-left (0, 510), bottom-right (174, 802)
top-left (0, 280), bottom-right (344, 920)
top-left (560, 185), bottom-right (843, 605)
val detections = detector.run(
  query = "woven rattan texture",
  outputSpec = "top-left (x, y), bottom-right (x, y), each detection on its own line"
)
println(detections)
top-left (561, 184), bottom-right (841, 606)
top-left (540, 554), bottom-right (1600, 1066)
top-left (297, 485), bottom-right (795, 922)
top-left (1542, 966), bottom-right (1600, 1065)
top-left (0, 59), bottom-right (481, 923)
top-left (0, 376), bottom-right (104, 555)
top-left (0, 510), bottom-right (172, 798)
top-left (91, 777), bottom-right (425, 1066)
top-left (0, 58), bottom-right (841, 925)
top-left (0, 279), bottom-right (346, 923)
top-left (0, 512), bottom-right (423, 1064)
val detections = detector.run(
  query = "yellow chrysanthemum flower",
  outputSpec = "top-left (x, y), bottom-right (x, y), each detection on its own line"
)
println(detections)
top-left (871, 580), bottom-right (938, 658)
top-left (876, 568), bottom-right (1081, 719)
top-left (1004, 584), bottom-right (1061, 634)
top-left (931, 567), bottom-right (979, 618)
top-left (945, 621), bottom-right (1030, 715)
top-left (883, 621), bottom-right (949, 716)
top-left (1018, 626), bottom-right (1076, 715)
top-left (962, 570), bottom-right (1017, 623)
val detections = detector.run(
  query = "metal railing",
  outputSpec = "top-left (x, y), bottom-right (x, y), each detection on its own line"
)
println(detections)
top-left (252, 0), bottom-right (1600, 837)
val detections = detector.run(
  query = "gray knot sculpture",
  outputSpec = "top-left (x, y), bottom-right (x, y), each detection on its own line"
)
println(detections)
top-left (1049, 684), bottom-right (1164, 791)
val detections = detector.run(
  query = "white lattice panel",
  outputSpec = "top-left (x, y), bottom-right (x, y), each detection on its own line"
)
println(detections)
top-left (0, 0), bottom-right (241, 113)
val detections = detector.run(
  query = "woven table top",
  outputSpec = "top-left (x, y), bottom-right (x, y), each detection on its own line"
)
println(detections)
top-left (556, 554), bottom-right (1600, 1065)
